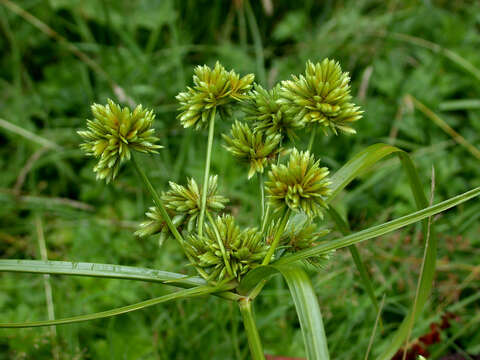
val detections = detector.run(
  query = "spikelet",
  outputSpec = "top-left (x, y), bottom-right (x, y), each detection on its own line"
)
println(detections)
top-left (78, 99), bottom-right (162, 182)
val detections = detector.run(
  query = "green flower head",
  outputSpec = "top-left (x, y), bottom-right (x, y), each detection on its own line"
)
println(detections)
top-left (176, 61), bottom-right (255, 129)
top-left (265, 214), bottom-right (331, 266)
top-left (242, 84), bottom-right (304, 139)
top-left (265, 148), bottom-right (331, 218)
top-left (278, 59), bottom-right (362, 135)
top-left (78, 99), bottom-right (162, 183)
top-left (222, 121), bottom-right (282, 179)
top-left (134, 206), bottom-right (183, 246)
top-left (185, 215), bottom-right (268, 281)
top-left (135, 175), bottom-right (228, 241)
top-left (163, 175), bottom-right (229, 231)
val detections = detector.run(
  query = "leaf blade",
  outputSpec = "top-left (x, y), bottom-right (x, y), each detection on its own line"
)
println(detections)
top-left (0, 285), bottom-right (223, 328)
top-left (275, 264), bottom-right (330, 360)
top-left (276, 186), bottom-right (480, 264)
top-left (0, 259), bottom-right (206, 288)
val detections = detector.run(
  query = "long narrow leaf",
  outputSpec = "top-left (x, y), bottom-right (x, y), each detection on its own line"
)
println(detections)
top-left (327, 144), bottom-right (401, 203)
top-left (0, 285), bottom-right (222, 328)
top-left (326, 143), bottom-right (439, 357)
top-left (275, 186), bottom-right (480, 264)
top-left (275, 265), bottom-right (330, 360)
top-left (238, 265), bottom-right (329, 360)
top-left (0, 260), bottom-right (242, 301)
top-left (0, 259), bottom-right (206, 287)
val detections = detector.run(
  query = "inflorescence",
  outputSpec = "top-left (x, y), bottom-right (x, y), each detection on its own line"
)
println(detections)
top-left (79, 59), bottom-right (362, 283)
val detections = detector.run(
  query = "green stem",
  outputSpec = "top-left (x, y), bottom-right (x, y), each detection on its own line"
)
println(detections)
top-left (35, 214), bottom-right (58, 357)
top-left (198, 108), bottom-right (216, 236)
top-left (244, 0), bottom-right (266, 86)
top-left (206, 211), bottom-right (234, 278)
top-left (307, 124), bottom-right (317, 152)
top-left (238, 298), bottom-right (265, 360)
top-left (260, 205), bottom-right (271, 234)
top-left (259, 173), bottom-right (265, 220)
top-left (262, 209), bottom-right (291, 265)
top-left (131, 155), bottom-right (184, 249)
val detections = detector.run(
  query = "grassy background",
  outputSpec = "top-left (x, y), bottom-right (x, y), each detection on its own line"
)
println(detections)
top-left (1, 0), bottom-right (480, 358)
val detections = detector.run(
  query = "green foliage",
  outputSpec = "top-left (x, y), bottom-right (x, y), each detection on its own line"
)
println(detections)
top-left (2, 0), bottom-right (480, 359)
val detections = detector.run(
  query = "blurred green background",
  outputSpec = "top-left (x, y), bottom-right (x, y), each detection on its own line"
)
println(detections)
top-left (1, 0), bottom-right (480, 359)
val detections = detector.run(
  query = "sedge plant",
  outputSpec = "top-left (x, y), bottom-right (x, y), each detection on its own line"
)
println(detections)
top-left (2, 59), bottom-right (480, 359)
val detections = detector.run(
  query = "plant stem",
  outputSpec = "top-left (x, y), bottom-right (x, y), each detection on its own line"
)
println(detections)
top-left (238, 298), bottom-right (265, 360)
top-left (198, 108), bottom-right (216, 236)
top-left (260, 205), bottom-right (271, 234)
top-left (206, 211), bottom-right (234, 278)
top-left (131, 156), bottom-right (214, 280)
top-left (307, 124), bottom-right (317, 152)
top-left (259, 173), bottom-right (265, 220)
top-left (244, 0), bottom-right (266, 86)
top-left (131, 155), bottom-right (184, 249)
top-left (35, 215), bottom-right (59, 360)
top-left (262, 209), bottom-right (291, 265)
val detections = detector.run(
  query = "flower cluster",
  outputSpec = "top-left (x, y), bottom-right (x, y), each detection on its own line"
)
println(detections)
top-left (185, 215), bottom-right (268, 281)
top-left (135, 176), bottom-right (228, 242)
top-left (78, 100), bottom-right (162, 182)
top-left (176, 62), bottom-right (254, 129)
top-left (243, 84), bottom-right (304, 139)
top-left (265, 149), bottom-right (331, 218)
top-left (278, 59), bottom-right (362, 135)
top-left (222, 121), bottom-right (282, 179)
top-left (79, 58), bottom-right (361, 286)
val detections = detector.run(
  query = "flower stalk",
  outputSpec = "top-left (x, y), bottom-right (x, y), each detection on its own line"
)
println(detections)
top-left (307, 124), bottom-right (317, 152)
top-left (259, 173), bottom-right (265, 220)
top-left (238, 298), bottom-right (265, 360)
top-left (198, 108), bottom-right (216, 236)
top-left (131, 155), bottom-right (185, 249)
top-left (262, 208), bottom-right (291, 265)
top-left (206, 211), bottom-right (234, 278)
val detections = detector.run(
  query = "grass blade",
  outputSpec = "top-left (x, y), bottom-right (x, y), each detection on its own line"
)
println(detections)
top-left (276, 185), bottom-right (480, 264)
top-left (409, 95), bottom-right (480, 160)
top-left (0, 285), bottom-right (222, 328)
top-left (275, 264), bottom-right (330, 360)
top-left (327, 143), bottom-right (403, 203)
top-left (238, 265), bottom-right (329, 359)
top-left (0, 259), bottom-right (206, 287)
top-left (439, 99), bottom-right (480, 111)
top-left (364, 294), bottom-right (386, 360)
top-left (0, 117), bottom-right (60, 150)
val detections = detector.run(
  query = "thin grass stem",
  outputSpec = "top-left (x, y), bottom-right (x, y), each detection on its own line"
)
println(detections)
top-left (307, 125), bottom-right (317, 152)
top-left (259, 173), bottom-right (265, 220)
top-left (244, 0), bottom-right (266, 85)
top-left (238, 298), bottom-right (265, 360)
top-left (206, 211), bottom-right (234, 278)
top-left (198, 108), bottom-right (216, 236)
top-left (35, 215), bottom-right (58, 359)
top-left (364, 294), bottom-right (386, 360)
top-left (403, 167), bottom-right (435, 360)
top-left (262, 209), bottom-right (290, 265)
top-left (131, 155), bottom-right (185, 249)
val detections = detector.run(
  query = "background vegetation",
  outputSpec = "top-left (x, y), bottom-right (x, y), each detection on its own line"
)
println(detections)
top-left (1, 0), bottom-right (479, 358)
